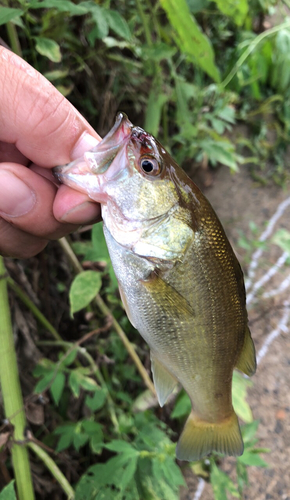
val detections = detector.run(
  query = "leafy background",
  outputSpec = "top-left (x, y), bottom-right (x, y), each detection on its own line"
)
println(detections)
top-left (0, 0), bottom-right (289, 499)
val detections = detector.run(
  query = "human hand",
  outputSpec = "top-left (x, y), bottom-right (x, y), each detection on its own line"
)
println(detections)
top-left (0, 46), bottom-right (102, 259)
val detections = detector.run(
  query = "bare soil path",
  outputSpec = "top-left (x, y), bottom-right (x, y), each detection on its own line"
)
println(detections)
top-left (181, 164), bottom-right (290, 500)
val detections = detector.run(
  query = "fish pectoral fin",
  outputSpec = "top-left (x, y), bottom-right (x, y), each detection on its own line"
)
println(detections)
top-left (141, 274), bottom-right (194, 319)
top-left (235, 326), bottom-right (256, 377)
top-left (151, 353), bottom-right (178, 407)
top-left (176, 410), bottom-right (243, 462)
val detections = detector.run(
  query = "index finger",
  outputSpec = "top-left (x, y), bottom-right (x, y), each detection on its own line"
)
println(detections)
top-left (0, 47), bottom-right (101, 167)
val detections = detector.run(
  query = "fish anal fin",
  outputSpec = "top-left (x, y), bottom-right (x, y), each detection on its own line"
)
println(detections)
top-left (176, 410), bottom-right (243, 462)
top-left (141, 273), bottom-right (194, 319)
top-left (151, 353), bottom-right (178, 407)
top-left (236, 326), bottom-right (256, 377)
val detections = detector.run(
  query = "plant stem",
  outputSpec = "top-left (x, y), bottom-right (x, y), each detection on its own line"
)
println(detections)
top-left (6, 22), bottom-right (22, 56)
top-left (7, 277), bottom-right (62, 341)
top-left (59, 237), bottom-right (156, 396)
top-left (221, 20), bottom-right (290, 89)
top-left (27, 442), bottom-right (74, 500)
top-left (0, 257), bottom-right (35, 500)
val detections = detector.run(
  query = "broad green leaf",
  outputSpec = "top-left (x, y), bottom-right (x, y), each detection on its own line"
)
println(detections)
top-left (92, 223), bottom-right (110, 261)
top-left (34, 37), bottom-right (61, 63)
top-left (232, 371), bottom-right (253, 423)
top-left (106, 10), bottom-right (131, 40)
top-left (171, 390), bottom-right (191, 419)
top-left (30, 0), bottom-right (88, 15)
top-left (69, 270), bottom-right (102, 315)
top-left (272, 228), bottom-right (290, 255)
top-left (90, 4), bottom-right (109, 40)
top-left (34, 370), bottom-right (55, 393)
top-left (119, 456), bottom-right (138, 491)
top-left (211, 461), bottom-right (239, 500)
top-left (44, 69), bottom-right (69, 81)
top-left (104, 440), bottom-right (138, 455)
top-left (141, 42), bottom-right (177, 62)
top-left (212, 0), bottom-right (248, 26)
top-left (160, 0), bottom-right (220, 82)
top-left (85, 388), bottom-right (106, 411)
top-left (54, 425), bottom-right (75, 452)
top-left (0, 7), bottom-right (23, 26)
top-left (50, 371), bottom-right (65, 405)
top-left (68, 371), bottom-right (81, 398)
top-left (238, 450), bottom-right (268, 467)
top-left (145, 88), bottom-right (168, 136)
top-left (73, 431), bottom-right (89, 451)
top-left (58, 348), bottom-right (78, 368)
top-left (241, 420), bottom-right (259, 443)
top-left (0, 480), bottom-right (16, 500)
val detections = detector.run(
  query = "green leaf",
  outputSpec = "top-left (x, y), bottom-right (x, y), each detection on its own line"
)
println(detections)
top-left (34, 37), bottom-right (61, 63)
top-left (171, 390), bottom-right (191, 419)
top-left (238, 450), bottom-right (268, 467)
top-left (106, 10), bottom-right (131, 40)
top-left (212, 0), bottom-right (248, 26)
top-left (54, 424), bottom-right (75, 452)
top-left (34, 370), bottom-right (55, 394)
top-left (30, 0), bottom-right (89, 15)
top-left (85, 388), bottom-right (106, 411)
top-left (120, 456), bottom-right (138, 491)
top-left (69, 270), bottom-right (102, 315)
top-left (272, 228), bottom-right (290, 255)
top-left (89, 4), bottom-right (109, 40)
top-left (104, 440), bottom-right (138, 455)
top-left (210, 461), bottom-right (239, 500)
top-left (0, 480), bottom-right (17, 500)
top-left (160, 0), bottom-right (220, 82)
top-left (68, 370), bottom-right (81, 398)
top-left (92, 223), bottom-right (110, 261)
top-left (241, 420), bottom-right (259, 443)
top-left (145, 88), bottom-right (168, 136)
top-left (50, 371), bottom-right (65, 405)
top-left (232, 371), bottom-right (253, 423)
top-left (0, 7), bottom-right (23, 26)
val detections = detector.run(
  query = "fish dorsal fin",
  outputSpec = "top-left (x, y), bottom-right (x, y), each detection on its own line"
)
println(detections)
top-left (150, 353), bottom-right (178, 407)
top-left (235, 326), bottom-right (256, 377)
top-left (141, 273), bottom-right (194, 319)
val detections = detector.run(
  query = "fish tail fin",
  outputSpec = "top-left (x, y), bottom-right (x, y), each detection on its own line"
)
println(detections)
top-left (176, 410), bottom-right (243, 462)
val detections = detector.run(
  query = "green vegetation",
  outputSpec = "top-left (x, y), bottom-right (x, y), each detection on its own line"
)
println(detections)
top-left (1, 0), bottom-right (287, 498)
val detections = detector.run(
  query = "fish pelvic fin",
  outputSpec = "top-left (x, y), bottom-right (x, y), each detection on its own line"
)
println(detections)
top-left (151, 353), bottom-right (178, 407)
top-left (176, 410), bottom-right (243, 462)
top-left (235, 326), bottom-right (256, 377)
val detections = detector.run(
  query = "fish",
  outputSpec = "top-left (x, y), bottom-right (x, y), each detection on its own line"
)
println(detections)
top-left (53, 112), bottom-right (256, 462)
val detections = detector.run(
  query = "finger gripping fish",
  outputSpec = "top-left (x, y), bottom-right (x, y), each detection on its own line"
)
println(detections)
top-left (54, 113), bottom-right (256, 461)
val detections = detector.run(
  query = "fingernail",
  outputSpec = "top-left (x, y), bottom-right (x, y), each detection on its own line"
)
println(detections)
top-left (60, 201), bottom-right (101, 224)
top-left (0, 170), bottom-right (36, 217)
top-left (71, 132), bottom-right (100, 160)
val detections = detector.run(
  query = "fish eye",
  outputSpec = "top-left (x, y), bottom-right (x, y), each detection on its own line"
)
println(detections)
top-left (140, 157), bottom-right (161, 176)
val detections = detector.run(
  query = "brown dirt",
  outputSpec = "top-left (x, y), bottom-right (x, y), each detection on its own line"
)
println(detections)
top-left (180, 164), bottom-right (290, 500)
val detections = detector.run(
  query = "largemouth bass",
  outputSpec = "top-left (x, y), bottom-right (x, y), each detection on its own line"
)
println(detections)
top-left (54, 113), bottom-right (256, 461)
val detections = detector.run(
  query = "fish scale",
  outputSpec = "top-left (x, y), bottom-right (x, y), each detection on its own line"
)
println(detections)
top-left (54, 112), bottom-right (256, 461)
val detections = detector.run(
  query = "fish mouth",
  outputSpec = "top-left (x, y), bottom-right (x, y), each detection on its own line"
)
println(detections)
top-left (53, 112), bottom-right (133, 201)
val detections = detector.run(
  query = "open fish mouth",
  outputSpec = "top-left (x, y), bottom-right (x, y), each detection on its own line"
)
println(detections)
top-left (53, 112), bottom-right (133, 200)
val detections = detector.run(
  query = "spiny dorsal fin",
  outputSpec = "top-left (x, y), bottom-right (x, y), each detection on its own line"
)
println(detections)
top-left (151, 353), bottom-right (178, 407)
top-left (235, 326), bottom-right (256, 377)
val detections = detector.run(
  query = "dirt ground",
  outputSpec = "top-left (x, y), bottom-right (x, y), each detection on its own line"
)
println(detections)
top-left (180, 164), bottom-right (290, 500)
